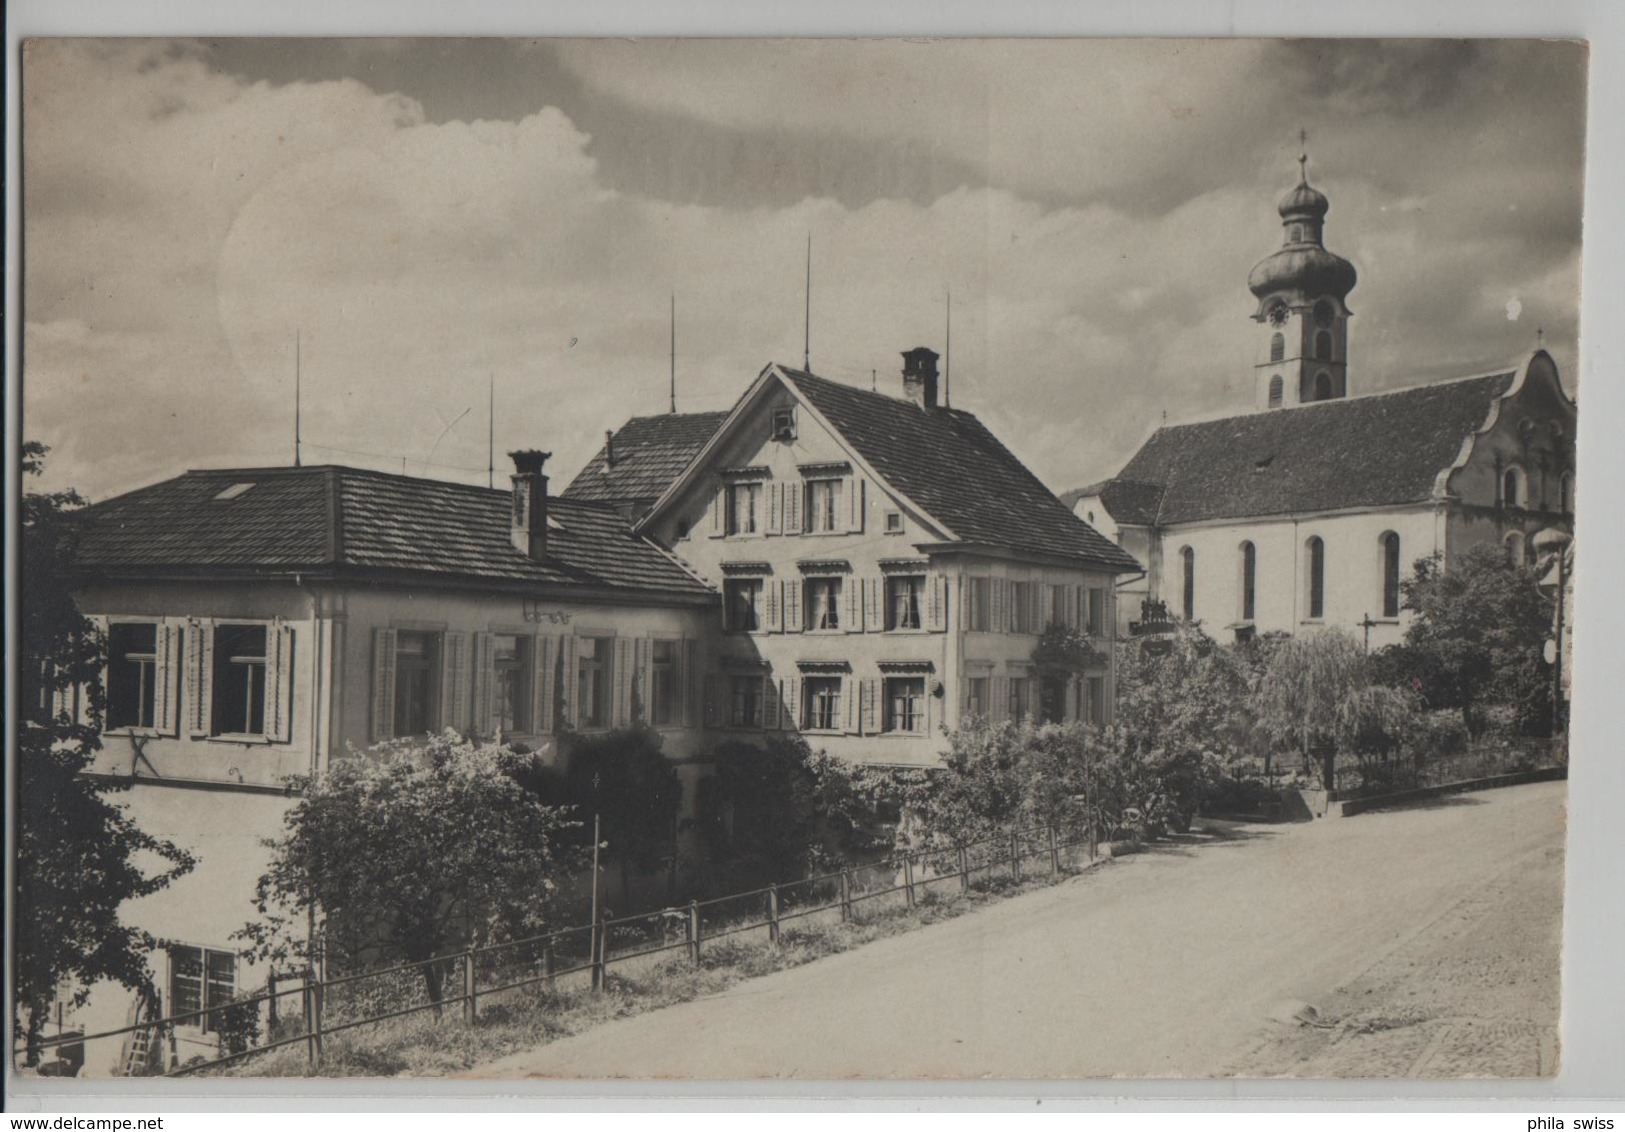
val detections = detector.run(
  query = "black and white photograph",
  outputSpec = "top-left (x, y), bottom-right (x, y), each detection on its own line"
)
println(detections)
top-left (11, 33), bottom-right (1590, 1086)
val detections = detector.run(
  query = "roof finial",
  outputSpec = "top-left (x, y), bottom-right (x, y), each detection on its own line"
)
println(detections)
top-left (1298, 128), bottom-right (1309, 183)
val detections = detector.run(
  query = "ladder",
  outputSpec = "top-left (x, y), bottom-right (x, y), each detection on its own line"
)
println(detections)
top-left (116, 998), bottom-right (163, 1077)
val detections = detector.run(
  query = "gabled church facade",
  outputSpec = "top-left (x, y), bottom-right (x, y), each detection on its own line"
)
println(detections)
top-left (1068, 157), bottom-right (1576, 648)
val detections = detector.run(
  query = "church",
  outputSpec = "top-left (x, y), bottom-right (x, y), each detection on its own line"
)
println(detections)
top-left (1067, 154), bottom-right (1577, 649)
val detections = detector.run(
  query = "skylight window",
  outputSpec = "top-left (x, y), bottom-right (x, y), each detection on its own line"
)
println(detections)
top-left (213, 483), bottom-right (256, 501)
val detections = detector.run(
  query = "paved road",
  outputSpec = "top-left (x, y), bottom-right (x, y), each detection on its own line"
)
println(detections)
top-left (468, 781), bottom-right (1565, 1079)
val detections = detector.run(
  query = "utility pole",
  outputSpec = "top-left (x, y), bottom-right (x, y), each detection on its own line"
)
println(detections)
top-left (487, 373), bottom-right (495, 489)
top-left (804, 234), bottom-right (812, 372)
top-left (294, 330), bottom-right (302, 467)
top-left (670, 292), bottom-right (678, 414)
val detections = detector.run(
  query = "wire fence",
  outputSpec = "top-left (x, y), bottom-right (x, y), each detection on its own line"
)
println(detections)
top-left (13, 816), bottom-right (1103, 1078)
top-left (1329, 736), bottom-right (1563, 800)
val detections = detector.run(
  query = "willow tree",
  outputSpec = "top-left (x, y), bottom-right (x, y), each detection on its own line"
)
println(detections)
top-left (1255, 627), bottom-right (1368, 789)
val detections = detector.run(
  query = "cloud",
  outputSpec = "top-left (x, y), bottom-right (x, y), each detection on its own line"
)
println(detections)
top-left (21, 38), bottom-right (1586, 507)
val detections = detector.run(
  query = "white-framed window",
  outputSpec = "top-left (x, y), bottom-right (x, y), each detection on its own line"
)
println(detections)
top-left (802, 676), bottom-right (842, 731)
top-left (107, 622), bottom-right (161, 730)
top-left (730, 674), bottom-right (764, 728)
top-left (212, 623), bottom-right (269, 736)
top-left (805, 576), bottom-right (842, 631)
top-left (726, 482), bottom-right (762, 535)
top-left (883, 677), bottom-right (926, 734)
top-left (1086, 586), bottom-right (1107, 636)
top-left (965, 676), bottom-right (989, 718)
top-left (886, 575), bottom-right (925, 631)
top-left (724, 578), bottom-right (764, 633)
top-left (884, 510), bottom-right (905, 535)
top-left (1009, 676), bottom-right (1030, 723)
top-left (492, 634), bottom-right (532, 734)
top-left (577, 636), bottom-right (611, 728)
top-left (650, 639), bottom-right (678, 727)
top-left (168, 944), bottom-right (235, 1033)
top-left (966, 577), bottom-right (991, 632)
top-left (392, 630), bottom-right (441, 737)
top-left (771, 407), bottom-right (797, 441)
top-left (805, 479), bottom-right (840, 533)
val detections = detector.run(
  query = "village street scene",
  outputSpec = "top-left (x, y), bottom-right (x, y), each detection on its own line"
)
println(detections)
top-left (13, 38), bottom-right (1582, 1083)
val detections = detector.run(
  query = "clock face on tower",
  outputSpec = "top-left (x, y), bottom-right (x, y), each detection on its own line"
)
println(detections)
top-left (1267, 302), bottom-right (1288, 327)
top-left (1313, 300), bottom-right (1336, 328)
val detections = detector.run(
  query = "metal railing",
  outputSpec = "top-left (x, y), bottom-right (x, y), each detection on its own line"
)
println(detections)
top-left (14, 816), bottom-right (1103, 1078)
top-left (1330, 737), bottom-right (1561, 800)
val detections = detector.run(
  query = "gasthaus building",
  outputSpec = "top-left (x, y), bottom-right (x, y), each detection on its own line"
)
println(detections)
top-left (57, 349), bottom-right (1137, 1072)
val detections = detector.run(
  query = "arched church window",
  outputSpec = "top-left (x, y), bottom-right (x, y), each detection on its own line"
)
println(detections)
top-left (1306, 536), bottom-right (1326, 619)
top-left (1268, 375), bottom-right (1283, 408)
top-left (1380, 532), bottom-right (1401, 619)
top-left (1180, 546), bottom-right (1195, 622)
top-left (1314, 371), bottom-right (1333, 401)
top-left (1315, 330), bottom-right (1333, 361)
top-left (1502, 466), bottom-right (1524, 509)
top-left (1503, 531), bottom-right (1526, 567)
top-left (1270, 333), bottom-right (1285, 363)
top-left (1240, 541), bottom-right (1256, 621)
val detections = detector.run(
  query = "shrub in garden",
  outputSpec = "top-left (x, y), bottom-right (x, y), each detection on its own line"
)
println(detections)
top-left (239, 732), bottom-right (579, 1009)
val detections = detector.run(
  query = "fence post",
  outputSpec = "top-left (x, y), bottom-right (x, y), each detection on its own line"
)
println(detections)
top-left (903, 853), bottom-right (917, 909)
top-left (594, 914), bottom-right (611, 990)
top-left (839, 869), bottom-right (853, 923)
top-left (688, 900), bottom-right (701, 965)
top-left (307, 963), bottom-right (324, 1067)
top-left (958, 845), bottom-right (970, 892)
top-left (767, 885), bottom-right (781, 945)
top-left (1010, 829), bottom-right (1021, 882)
top-left (462, 949), bottom-right (478, 1025)
top-left (1048, 825), bottom-right (1061, 876)
top-left (266, 971), bottom-right (278, 1034)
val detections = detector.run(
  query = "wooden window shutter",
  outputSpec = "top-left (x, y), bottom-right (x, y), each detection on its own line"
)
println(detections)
top-left (709, 485), bottom-right (726, 537)
top-left (843, 674), bottom-right (858, 733)
top-left (783, 577), bottom-right (804, 633)
top-left (1065, 677), bottom-right (1080, 724)
top-left (763, 675), bottom-right (782, 731)
top-left (534, 634), bottom-right (557, 734)
top-left (927, 575), bottom-right (948, 632)
top-left (864, 577), bottom-right (885, 632)
top-left (265, 619), bottom-right (295, 743)
top-left (609, 638), bottom-right (632, 727)
top-left (844, 578), bottom-right (864, 634)
top-left (991, 675), bottom-right (1009, 724)
top-left (786, 677), bottom-right (803, 731)
top-left (848, 477), bottom-right (865, 533)
top-left (470, 632), bottom-right (495, 736)
top-left (370, 627), bottom-right (395, 742)
top-left (188, 619), bottom-right (217, 738)
top-left (766, 482), bottom-right (783, 535)
top-left (703, 673), bottom-right (724, 728)
top-left (784, 480), bottom-right (803, 535)
top-left (633, 637), bottom-right (652, 725)
top-left (991, 580), bottom-right (1007, 634)
top-left (859, 677), bottom-right (878, 734)
top-left (765, 579), bottom-right (785, 633)
top-left (441, 631), bottom-right (470, 735)
top-left (154, 619), bottom-right (182, 737)
top-left (560, 636), bottom-right (580, 729)
top-left (682, 639), bottom-right (700, 727)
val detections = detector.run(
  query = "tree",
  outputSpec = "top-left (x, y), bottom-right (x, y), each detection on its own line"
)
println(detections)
top-left (1397, 546), bottom-right (1554, 735)
top-left (1255, 627), bottom-right (1368, 787)
top-left (239, 733), bottom-right (578, 1007)
top-left (14, 442), bottom-right (197, 1062)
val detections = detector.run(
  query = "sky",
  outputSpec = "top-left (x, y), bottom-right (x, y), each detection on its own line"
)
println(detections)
top-left (21, 37), bottom-right (1587, 502)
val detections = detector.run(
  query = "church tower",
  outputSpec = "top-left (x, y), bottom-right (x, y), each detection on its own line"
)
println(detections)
top-left (1248, 145), bottom-right (1358, 410)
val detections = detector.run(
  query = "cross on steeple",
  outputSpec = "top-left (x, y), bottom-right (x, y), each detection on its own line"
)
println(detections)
top-left (1298, 128), bottom-right (1309, 182)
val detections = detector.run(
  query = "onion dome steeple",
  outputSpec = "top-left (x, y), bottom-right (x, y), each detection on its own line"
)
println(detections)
top-left (1248, 138), bottom-right (1358, 410)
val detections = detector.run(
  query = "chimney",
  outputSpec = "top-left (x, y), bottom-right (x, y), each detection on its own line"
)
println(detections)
top-left (604, 429), bottom-right (616, 469)
top-left (509, 449), bottom-right (551, 559)
top-left (901, 347), bottom-right (940, 409)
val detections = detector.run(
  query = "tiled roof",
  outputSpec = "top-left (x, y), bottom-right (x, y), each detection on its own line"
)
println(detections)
top-left (1060, 479), bottom-right (1166, 526)
top-left (1109, 373), bottom-right (1516, 526)
top-left (74, 465), bottom-right (714, 598)
top-left (563, 412), bottom-right (729, 507)
top-left (779, 368), bottom-right (1142, 572)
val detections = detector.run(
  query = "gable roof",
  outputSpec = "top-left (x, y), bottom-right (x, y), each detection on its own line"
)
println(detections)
top-left (639, 363), bottom-right (1141, 573)
top-left (1106, 371), bottom-right (1519, 526)
top-left (1060, 478), bottom-right (1166, 527)
top-left (72, 465), bottom-right (714, 600)
top-left (563, 411), bottom-right (729, 507)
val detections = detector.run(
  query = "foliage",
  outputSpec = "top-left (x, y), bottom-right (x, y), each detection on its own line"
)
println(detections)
top-left (1115, 624), bottom-right (1261, 771)
top-left (1256, 627), bottom-right (1368, 758)
top-left (553, 727), bottom-right (684, 875)
top-left (239, 733), bottom-right (579, 1005)
top-left (1032, 622), bottom-right (1108, 677)
top-left (1398, 546), bottom-right (1554, 736)
top-left (213, 993), bottom-right (263, 1057)
top-left (14, 441), bottom-right (197, 1062)
top-left (1335, 684), bottom-right (1423, 761)
top-left (697, 737), bottom-right (882, 888)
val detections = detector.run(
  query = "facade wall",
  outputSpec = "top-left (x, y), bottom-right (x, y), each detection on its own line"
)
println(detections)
top-left (1151, 506), bottom-right (1442, 650)
top-left (648, 381), bottom-right (1118, 768)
